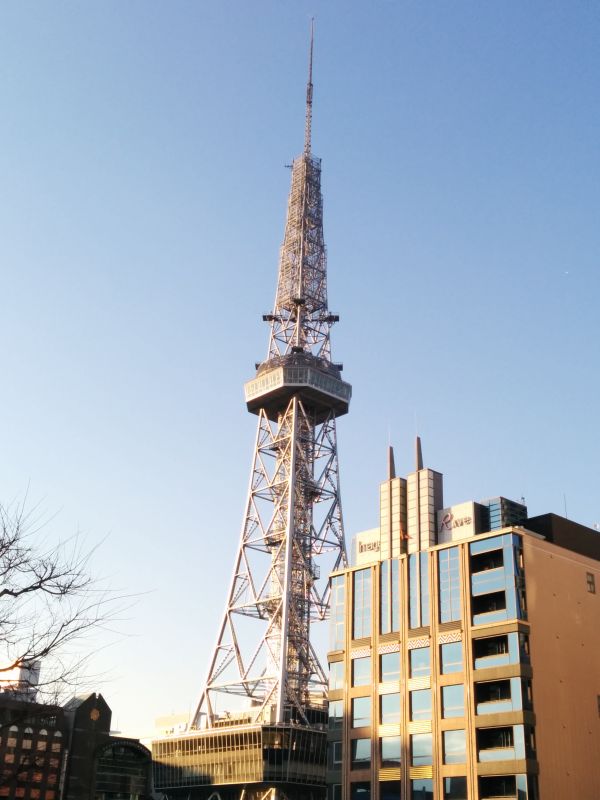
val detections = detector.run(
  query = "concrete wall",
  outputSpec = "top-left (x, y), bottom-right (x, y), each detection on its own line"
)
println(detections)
top-left (523, 536), bottom-right (600, 798)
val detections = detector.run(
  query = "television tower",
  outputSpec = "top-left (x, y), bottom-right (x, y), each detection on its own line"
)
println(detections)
top-left (153, 25), bottom-right (351, 800)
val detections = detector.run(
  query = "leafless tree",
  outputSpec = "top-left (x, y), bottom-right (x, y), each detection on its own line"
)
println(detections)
top-left (0, 498), bottom-right (124, 703)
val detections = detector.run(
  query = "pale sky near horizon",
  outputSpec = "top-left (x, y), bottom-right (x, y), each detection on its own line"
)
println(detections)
top-left (0, 1), bottom-right (599, 737)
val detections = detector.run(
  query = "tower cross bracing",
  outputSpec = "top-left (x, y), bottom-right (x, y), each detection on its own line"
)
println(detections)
top-left (152, 26), bottom-right (349, 800)
top-left (192, 24), bottom-right (350, 734)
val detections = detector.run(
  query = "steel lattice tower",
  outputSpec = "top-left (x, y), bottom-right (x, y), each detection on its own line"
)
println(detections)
top-left (153, 27), bottom-right (350, 800)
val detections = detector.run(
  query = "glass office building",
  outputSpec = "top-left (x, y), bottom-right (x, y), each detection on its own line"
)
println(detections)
top-left (328, 447), bottom-right (599, 800)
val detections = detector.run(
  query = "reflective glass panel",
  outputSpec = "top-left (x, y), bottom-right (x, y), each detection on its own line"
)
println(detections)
top-left (380, 652), bottom-right (400, 684)
top-left (380, 693), bottom-right (401, 725)
top-left (410, 646), bottom-right (430, 678)
top-left (441, 641), bottom-right (463, 674)
top-left (443, 729), bottom-right (466, 764)
top-left (352, 696), bottom-right (371, 728)
top-left (442, 684), bottom-right (464, 718)
top-left (352, 657), bottom-right (371, 687)
top-left (410, 689), bottom-right (432, 721)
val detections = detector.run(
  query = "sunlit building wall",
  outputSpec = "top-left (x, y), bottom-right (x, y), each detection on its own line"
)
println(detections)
top-left (328, 446), bottom-right (599, 800)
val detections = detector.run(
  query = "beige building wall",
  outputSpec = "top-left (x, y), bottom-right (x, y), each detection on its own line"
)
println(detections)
top-left (523, 535), bottom-right (600, 799)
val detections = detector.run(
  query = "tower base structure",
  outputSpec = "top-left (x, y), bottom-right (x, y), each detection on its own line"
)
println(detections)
top-left (153, 722), bottom-right (326, 800)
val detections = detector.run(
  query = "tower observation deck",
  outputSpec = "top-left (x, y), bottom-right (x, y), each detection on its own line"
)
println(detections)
top-left (152, 26), bottom-right (350, 800)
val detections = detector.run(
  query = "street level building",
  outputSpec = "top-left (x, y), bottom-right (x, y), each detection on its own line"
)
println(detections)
top-left (0, 692), bottom-right (151, 799)
top-left (328, 442), bottom-right (599, 800)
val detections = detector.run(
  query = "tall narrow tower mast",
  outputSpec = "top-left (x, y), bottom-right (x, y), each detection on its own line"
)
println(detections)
top-left (195, 20), bottom-right (350, 731)
top-left (152, 27), bottom-right (351, 800)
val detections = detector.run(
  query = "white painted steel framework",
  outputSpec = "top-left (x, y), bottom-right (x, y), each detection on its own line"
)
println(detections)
top-left (191, 27), bottom-right (350, 735)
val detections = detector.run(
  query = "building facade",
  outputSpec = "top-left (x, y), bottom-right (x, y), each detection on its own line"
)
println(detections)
top-left (0, 692), bottom-right (151, 800)
top-left (328, 445), bottom-right (599, 800)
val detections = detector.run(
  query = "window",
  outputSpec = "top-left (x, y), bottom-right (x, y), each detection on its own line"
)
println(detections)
top-left (477, 726), bottom-right (526, 761)
top-left (329, 661), bottom-right (344, 690)
top-left (353, 569), bottom-right (372, 639)
top-left (475, 677), bottom-right (530, 714)
top-left (470, 535), bottom-right (526, 624)
top-left (441, 641), bottom-right (463, 673)
top-left (329, 740), bottom-right (343, 768)
top-left (352, 657), bottom-right (371, 687)
top-left (439, 546), bottom-right (461, 622)
top-left (410, 646), bottom-right (430, 678)
top-left (351, 783), bottom-right (371, 800)
top-left (352, 696), bottom-right (371, 728)
top-left (380, 693), bottom-right (401, 725)
top-left (380, 782), bottom-right (401, 800)
top-left (329, 700), bottom-right (343, 730)
top-left (410, 689), bottom-right (431, 721)
top-left (443, 729), bottom-right (466, 764)
top-left (587, 572), bottom-right (596, 594)
top-left (330, 785), bottom-right (342, 800)
top-left (412, 779), bottom-right (433, 799)
top-left (351, 738), bottom-right (371, 770)
top-left (380, 558), bottom-right (400, 634)
top-left (442, 684), bottom-right (464, 718)
top-left (411, 734), bottom-right (432, 766)
top-left (473, 632), bottom-right (529, 669)
top-left (380, 735), bottom-right (401, 767)
top-left (380, 651), bottom-right (400, 684)
top-left (330, 575), bottom-right (346, 650)
top-left (472, 590), bottom-right (507, 622)
top-left (409, 553), bottom-right (430, 628)
top-left (444, 777), bottom-right (468, 800)
top-left (479, 775), bottom-right (521, 799)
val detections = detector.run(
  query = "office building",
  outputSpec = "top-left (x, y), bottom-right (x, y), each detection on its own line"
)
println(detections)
top-left (328, 442), bottom-right (599, 800)
top-left (0, 691), bottom-right (152, 799)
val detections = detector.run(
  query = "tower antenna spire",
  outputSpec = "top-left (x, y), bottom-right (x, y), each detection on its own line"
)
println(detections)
top-left (304, 18), bottom-right (314, 155)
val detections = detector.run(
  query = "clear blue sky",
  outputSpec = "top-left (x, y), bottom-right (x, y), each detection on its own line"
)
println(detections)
top-left (0, 2), bottom-right (598, 736)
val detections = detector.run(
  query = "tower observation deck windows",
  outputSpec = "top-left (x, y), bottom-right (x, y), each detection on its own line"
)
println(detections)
top-left (353, 569), bottom-right (372, 639)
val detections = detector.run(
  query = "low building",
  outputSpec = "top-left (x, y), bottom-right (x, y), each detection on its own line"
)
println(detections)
top-left (0, 692), bottom-right (152, 799)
